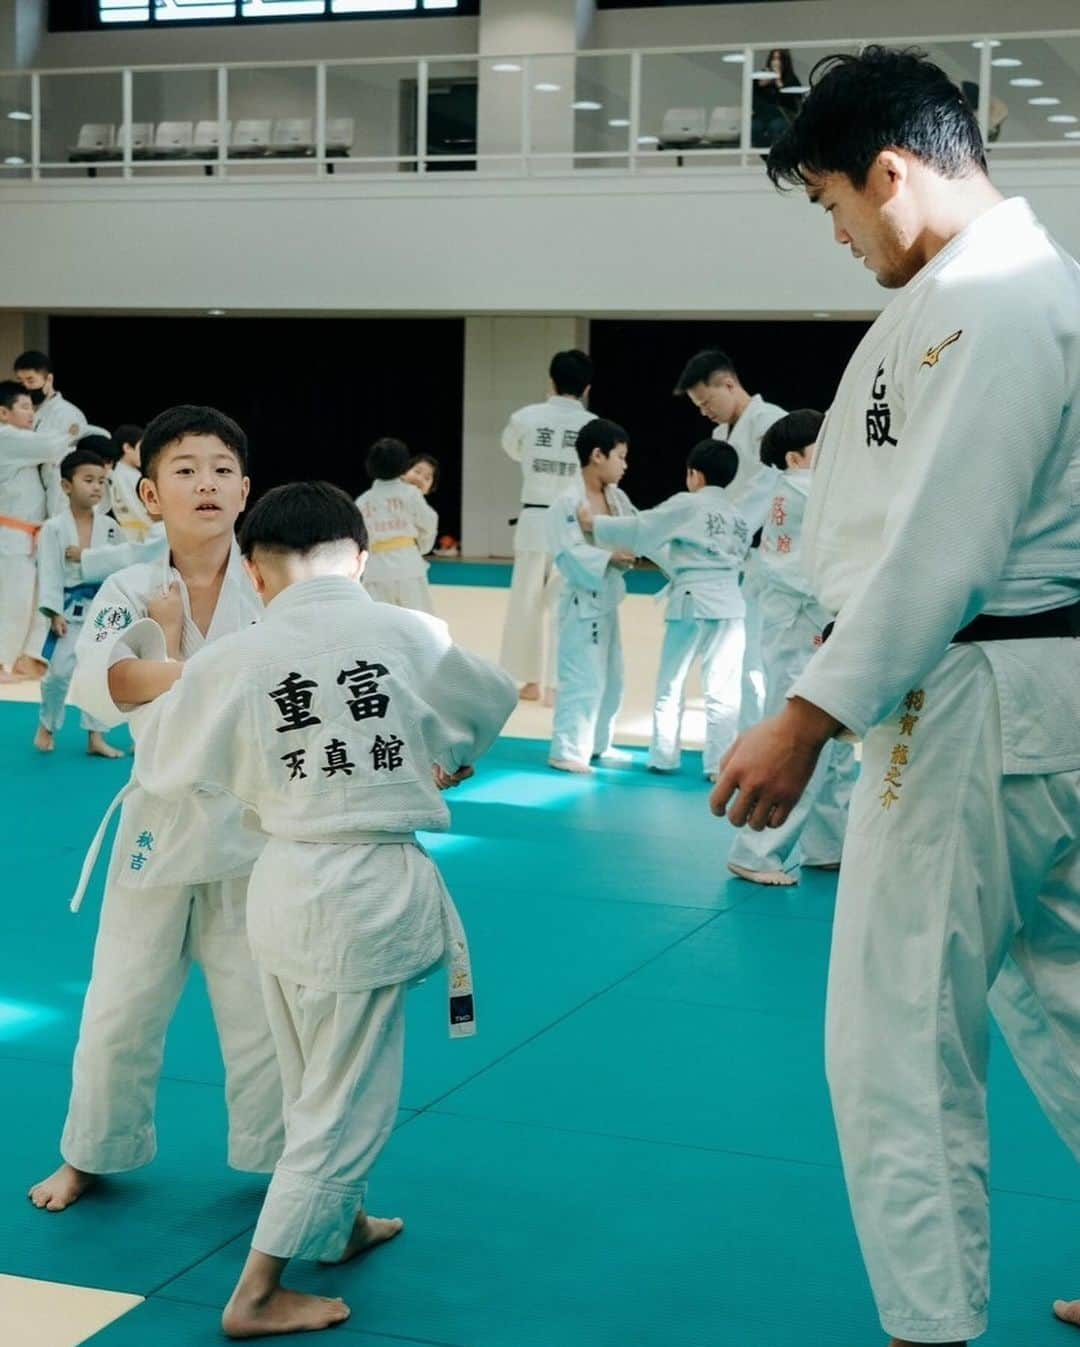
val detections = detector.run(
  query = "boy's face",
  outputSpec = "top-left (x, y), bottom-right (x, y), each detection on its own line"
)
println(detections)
top-left (140, 434), bottom-right (249, 538)
top-left (0, 393), bottom-right (35, 430)
top-left (403, 461), bottom-right (434, 496)
top-left (64, 463), bottom-right (108, 511)
top-left (592, 443), bottom-right (628, 487)
top-left (123, 440), bottom-right (142, 468)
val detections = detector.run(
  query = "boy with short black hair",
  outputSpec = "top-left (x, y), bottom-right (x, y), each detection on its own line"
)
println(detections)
top-left (547, 417), bottom-right (635, 773)
top-left (580, 438), bottom-right (772, 779)
top-left (356, 436), bottom-right (438, 613)
top-left (726, 409), bottom-right (858, 886)
top-left (131, 479), bottom-right (516, 1338)
top-left (28, 403), bottom-right (283, 1215)
top-left (33, 446), bottom-right (128, 759)
top-left (403, 451), bottom-right (439, 498)
top-left (106, 422), bottom-right (152, 540)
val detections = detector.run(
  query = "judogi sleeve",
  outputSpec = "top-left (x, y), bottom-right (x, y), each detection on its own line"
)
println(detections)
top-left (734, 465), bottom-right (782, 534)
top-left (69, 578), bottom-right (166, 726)
top-left (501, 412), bottom-right (525, 463)
top-left (593, 495), bottom-right (682, 562)
top-left (36, 519), bottom-right (65, 618)
top-left (2, 425), bottom-right (70, 470)
top-left (547, 498), bottom-right (613, 590)
top-left (80, 531), bottom-right (167, 585)
top-left (407, 615), bottom-right (517, 772)
top-left (793, 294), bottom-right (1064, 738)
top-left (133, 647), bottom-right (258, 802)
top-left (410, 487), bottom-right (439, 555)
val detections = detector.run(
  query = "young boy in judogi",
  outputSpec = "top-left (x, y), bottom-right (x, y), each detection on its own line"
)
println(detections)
top-left (33, 446), bottom-right (128, 759)
top-left (356, 437), bottom-right (438, 613)
top-left (105, 423), bottom-right (153, 541)
top-left (579, 440), bottom-right (770, 780)
top-left (0, 381), bottom-right (72, 681)
top-left (28, 404), bottom-right (283, 1214)
top-left (130, 480), bottom-right (516, 1339)
top-left (499, 349), bottom-right (595, 704)
top-left (726, 410), bottom-right (857, 886)
top-left (547, 418), bottom-right (635, 774)
top-left (402, 452), bottom-right (439, 499)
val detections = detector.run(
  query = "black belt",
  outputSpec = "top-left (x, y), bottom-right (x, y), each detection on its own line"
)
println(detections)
top-left (820, 599), bottom-right (1080, 647)
top-left (509, 503), bottom-right (549, 526)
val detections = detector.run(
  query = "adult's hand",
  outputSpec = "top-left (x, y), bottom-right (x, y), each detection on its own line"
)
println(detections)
top-left (710, 697), bottom-right (843, 829)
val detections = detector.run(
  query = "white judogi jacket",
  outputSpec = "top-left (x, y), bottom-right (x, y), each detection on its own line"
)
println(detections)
top-left (592, 486), bottom-right (763, 621)
top-left (713, 393), bottom-right (787, 505)
top-left (794, 196), bottom-right (1080, 767)
top-left (0, 424), bottom-right (71, 558)
top-left (36, 507), bottom-right (125, 624)
top-left (356, 479), bottom-right (438, 582)
top-left (131, 577), bottom-right (517, 992)
top-left (503, 396), bottom-right (594, 553)
top-left (35, 392), bottom-right (89, 517)
top-left (757, 468), bottom-right (816, 602)
top-left (108, 460), bottom-right (153, 540)
top-left (547, 479), bottom-right (635, 619)
top-left (69, 541), bottom-right (266, 894)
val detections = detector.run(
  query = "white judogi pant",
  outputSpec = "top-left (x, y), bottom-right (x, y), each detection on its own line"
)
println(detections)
top-left (650, 617), bottom-right (745, 777)
top-left (499, 547), bottom-right (561, 690)
top-left (826, 643), bottom-right (1080, 1344)
top-left (550, 599), bottom-right (622, 766)
top-left (39, 620), bottom-right (109, 735)
top-left (62, 858), bottom-right (284, 1175)
top-left (0, 553), bottom-right (37, 669)
top-left (252, 978), bottom-right (406, 1261)
top-left (737, 559), bottom-right (766, 732)
top-left (364, 575), bottom-right (434, 616)
top-left (728, 593), bottom-right (857, 875)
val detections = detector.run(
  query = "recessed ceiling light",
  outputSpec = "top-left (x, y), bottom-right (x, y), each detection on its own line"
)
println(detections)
top-left (1010, 77), bottom-right (1043, 87)
top-left (1065, 130), bottom-right (1080, 139)
top-left (813, 311), bottom-right (831, 318)
top-left (491, 62), bottom-right (521, 73)
top-left (608, 118), bottom-right (630, 128)
top-left (752, 71), bottom-right (780, 81)
top-left (722, 53), bottom-right (746, 64)
top-left (3, 155), bottom-right (26, 165)
top-left (6, 110), bottom-right (31, 122)
top-left (534, 83), bottom-right (561, 93)
top-left (992, 57), bottom-right (1023, 67)
top-left (573, 100), bottom-right (602, 111)
top-left (1029, 97), bottom-right (1061, 106)
top-left (1049, 114), bottom-right (1079, 123)
top-left (636, 135), bottom-right (659, 145)
top-left (780, 85), bottom-right (810, 95)
top-left (972, 39), bottom-right (1002, 49)
top-left (207, 308), bottom-right (226, 316)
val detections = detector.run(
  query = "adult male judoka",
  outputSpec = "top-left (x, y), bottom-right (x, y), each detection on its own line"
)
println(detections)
top-left (711, 46), bottom-right (1080, 1347)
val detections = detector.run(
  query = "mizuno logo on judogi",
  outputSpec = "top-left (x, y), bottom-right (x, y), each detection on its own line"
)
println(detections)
top-left (920, 330), bottom-right (963, 369)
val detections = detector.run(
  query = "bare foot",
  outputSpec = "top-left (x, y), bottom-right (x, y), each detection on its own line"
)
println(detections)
top-left (1053, 1299), bottom-right (1080, 1326)
top-left (548, 758), bottom-right (593, 774)
top-left (88, 732), bottom-right (125, 759)
top-left (727, 862), bottom-right (798, 887)
top-left (321, 1213), bottom-right (404, 1266)
top-left (0, 669), bottom-right (33, 684)
top-left (519, 682), bottom-right (541, 702)
top-left (28, 1163), bottom-right (97, 1212)
top-left (13, 655), bottom-right (46, 680)
top-left (33, 725), bottom-right (55, 753)
top-left (222, 1288), bottom-right (351, 1339)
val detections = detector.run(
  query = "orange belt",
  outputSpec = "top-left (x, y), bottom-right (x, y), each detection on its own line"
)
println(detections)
top-left (0, 514), bottom-right (42, 547)
top-left (371, 536), bottom-right (417, 555)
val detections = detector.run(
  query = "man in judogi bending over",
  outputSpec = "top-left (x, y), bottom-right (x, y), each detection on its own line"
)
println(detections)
top-left (712, 46), bottom-right (1080, 1347)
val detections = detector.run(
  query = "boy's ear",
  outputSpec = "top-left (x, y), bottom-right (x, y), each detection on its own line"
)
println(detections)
top-left (139, 474), bottom-right (160, 514)
top-left (242, 556), bottom-right (266, 596)
top-left (354, 548), bottom-right (368, 580)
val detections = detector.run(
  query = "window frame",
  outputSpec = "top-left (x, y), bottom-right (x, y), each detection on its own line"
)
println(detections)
top-left (51, 0), bottom-right (479, 31)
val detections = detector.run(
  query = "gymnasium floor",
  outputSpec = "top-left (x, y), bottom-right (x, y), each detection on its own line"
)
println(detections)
top-left (1, 567), bottom-right (1077, 1347)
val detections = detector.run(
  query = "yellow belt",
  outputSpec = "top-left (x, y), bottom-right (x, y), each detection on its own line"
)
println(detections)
top-left (371, 536), bottom-right (417, 555)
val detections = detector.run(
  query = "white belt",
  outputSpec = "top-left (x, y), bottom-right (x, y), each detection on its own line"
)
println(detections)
top-left (70, 779), bottom-right (136, 913)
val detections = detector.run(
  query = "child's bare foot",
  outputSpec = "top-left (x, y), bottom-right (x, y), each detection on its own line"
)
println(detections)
top-left (33, 725), bottom-right (55, 753)
top-left (1053, 1298), bottom-right (1080, 1326)
top-left (222, 1288), bottom-right (351, 1339)
top-left (519, 682), bottom-right (541, 702)
top-left (321, 1213), bottom-right (404, 1265)
top-left (727, 862), bottom-right (797, 887)
top-left (28, 1163), bottom-right (97, 1211)
top-left (548, 758), bottom-right (593, 774)
top-left (88, 732), bottom-right (125, 759)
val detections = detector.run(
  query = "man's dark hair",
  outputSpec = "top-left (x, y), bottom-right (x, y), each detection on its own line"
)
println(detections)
top-left (112, 423), bottom-right (145, 454)
top-left (13, 349), bottom-right (51, 375)
top-left (767, 46), bottom-right (987, 191)
top-left (760, 409), bottom-right (825, 470)
top-left (575, 417), bottom-right (628, 467)
top-left (674, 349), bottom-right (738, 396)
top-left (687, 439), bottom-right (738, 489)
top-left (366, 436), bottom-right (410, 482)
top-left (61, 446), bottom-right (106, 481)
top-left (239, 481), bottom-right (368, 558)
top-left (549, 349), bottom-right (593, 398)
top-left (140, 405), bottom-right (248, 481)
top-left (0, 379), bottom-right (30, 410)
top-left (77, 432), bottom-right (117, 465)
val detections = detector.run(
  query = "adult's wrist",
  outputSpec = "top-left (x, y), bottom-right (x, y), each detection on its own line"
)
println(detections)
top-left (783, 695), bottom-right (845, 747)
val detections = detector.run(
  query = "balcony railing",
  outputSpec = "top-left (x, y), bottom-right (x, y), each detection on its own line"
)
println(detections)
top-left (2, 30), bottom-right (1080, 181)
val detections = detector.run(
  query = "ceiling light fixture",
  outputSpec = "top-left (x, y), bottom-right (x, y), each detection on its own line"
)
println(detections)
top-left (1010, 77), bottom-right (1043, 87)
top-left (534, 82), bottom-right (561, 93)
top-left (1029, 97), bottom-right (1061, 106)
top-left (3, 155), bottom-right (26, 165)
top-left (491, 62), bottom-right (522, 73)
top-left (573, 100), bottom-right (602, 111)
top-left (1049, 114), bottom-right (1079, 123)
top-left (722, 53), bottom-right (746, 64)
top-left (780, 85), bottom-right (810, 95)
top-left (992, 57), bottom-right (1023, 67)
top-left (971, 39), bottom-right (1002, 49)
top-left (207, 308), bottom-right (226, 316)
top-left (7, 110), bottom-right (31, 122)
top-left (608, 118), bottom-right (630, 128)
